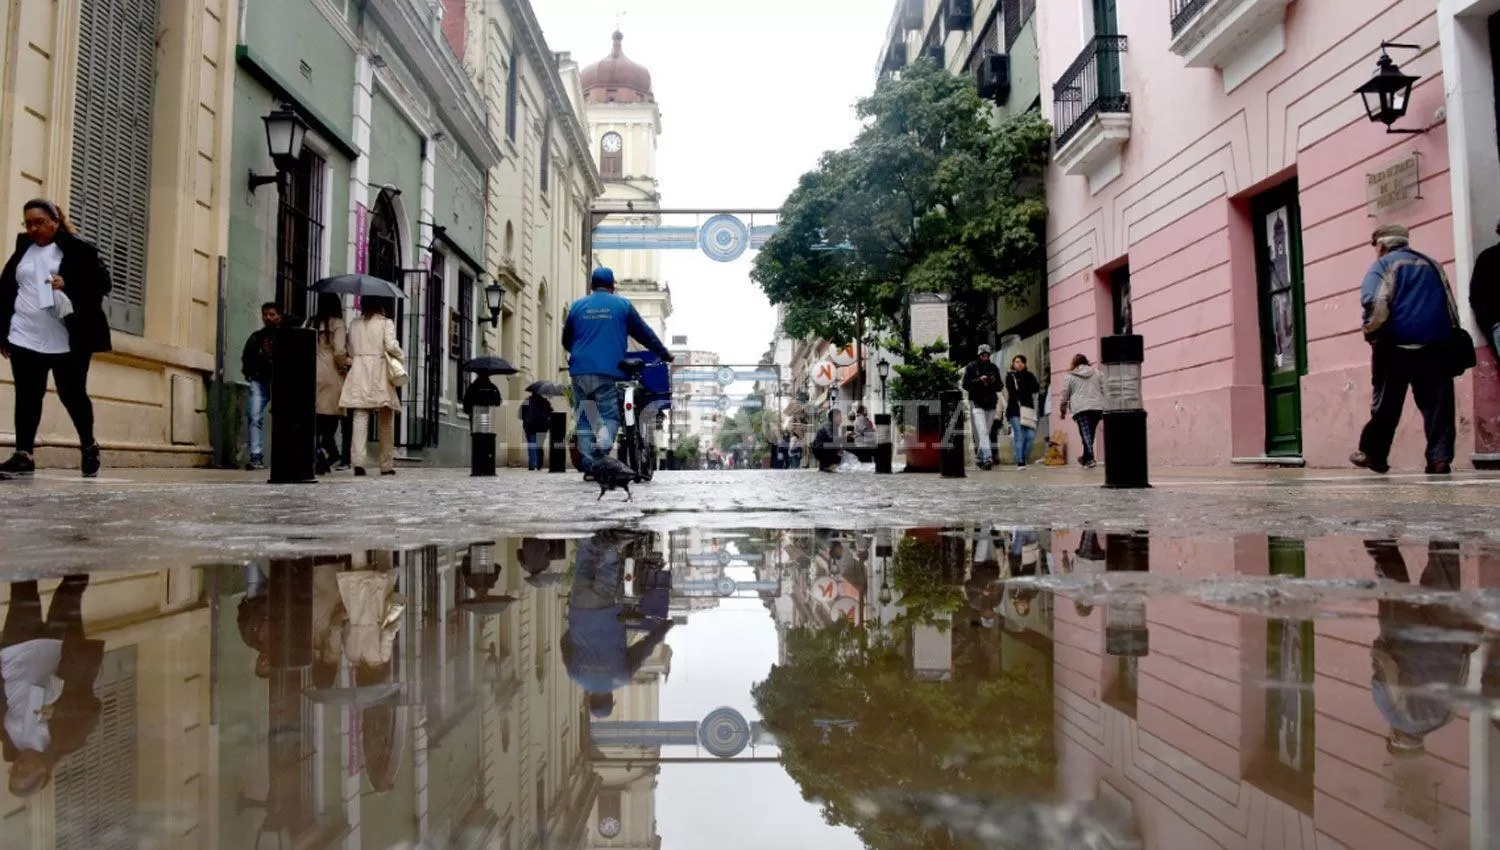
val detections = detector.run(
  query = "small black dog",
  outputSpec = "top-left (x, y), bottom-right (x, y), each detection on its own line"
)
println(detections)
top-left (590, 454), bottom-right (638, 501)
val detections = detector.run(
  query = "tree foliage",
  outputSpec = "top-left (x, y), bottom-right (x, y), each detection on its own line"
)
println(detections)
top-left (753, 619), bottom-right (1056, 850)
top-left (753, 60), bottom-right (1053, 361)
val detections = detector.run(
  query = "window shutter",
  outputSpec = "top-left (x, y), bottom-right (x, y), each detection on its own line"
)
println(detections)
top-left (55, 647), bottom-right (139, 850)
top-left (70, 0), bottom-right (159, 336)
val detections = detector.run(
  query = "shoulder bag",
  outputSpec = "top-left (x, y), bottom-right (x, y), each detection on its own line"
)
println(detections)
top-left (381, 318), bottom-right (408, 388)
top-left (1412, 251), bottom-right (1476, 377)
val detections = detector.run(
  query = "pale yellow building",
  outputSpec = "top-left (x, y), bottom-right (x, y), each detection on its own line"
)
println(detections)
top-left (452, 0), bottom-right (604, 466)
top-left (0, 0), bottom-right (238, 467)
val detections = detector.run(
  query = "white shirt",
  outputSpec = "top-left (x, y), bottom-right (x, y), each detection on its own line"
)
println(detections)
top-left (2, 639), bottom-right (64, 752)
top-left (9, 242), bottom-right (69, 354)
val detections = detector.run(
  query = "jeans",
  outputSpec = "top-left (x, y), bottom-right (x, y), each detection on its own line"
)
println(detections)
top-left (971, 406), bottom-right (997, 464)
top-left (526, 432), bottom-right (544, 470)
top-left (1008, 416), bottom-right (1037, 466)
top-left (572, 375), bottom-right (620, 474)
top-left (1074, 410), bottom-right (1103, 465)
top-left (1358, 344), bottom-right (1455, 465)
top-left (246, 379), bottom-right (270, 459)
top-left (2, 575), bottom-right (87, 650)
top-left (9, 346), bottom-right (95, 454)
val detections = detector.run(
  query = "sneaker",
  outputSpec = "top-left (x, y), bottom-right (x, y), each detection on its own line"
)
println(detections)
top-left (0, 452), bottom-right (35, 476)
top-left (1350, 452), bottom-right (1390, 474)
top-left (381, 470), bottom-right (396, 477)
top-left (1425, 460), bottom-right (1452, 475)
top-left (1017, 464), bottom-right (1029, 471)
top-left (1083, 460), bottom-right (1097, 469)
top-left (245, 456), bottom-right (265, 472)
top-left (81, 444), bottom-right (101, 479)
top-left (335, 462), bottom-right (352, 472)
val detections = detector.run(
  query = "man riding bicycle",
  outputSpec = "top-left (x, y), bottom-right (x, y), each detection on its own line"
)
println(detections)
top-left (562, 267), bottom-right (674, 475)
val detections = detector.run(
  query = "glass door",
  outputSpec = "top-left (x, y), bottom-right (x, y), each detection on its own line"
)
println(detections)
top-left (1252, 182), bottom-right (1307, 457)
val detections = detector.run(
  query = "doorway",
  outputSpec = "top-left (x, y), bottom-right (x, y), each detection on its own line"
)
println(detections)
top-left (1251, 181), bottom-right (1307, 457)
top-left (1109, 264), bottom-right (1132, 335)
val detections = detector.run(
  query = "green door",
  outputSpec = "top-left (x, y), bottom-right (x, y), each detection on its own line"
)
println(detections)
top-left (1252, 183), bottom-right (1307, 457)
top-left (1092, 0), bottom-right (1121, 101)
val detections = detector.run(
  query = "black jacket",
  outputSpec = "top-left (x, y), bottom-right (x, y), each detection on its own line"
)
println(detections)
top-left (1004, 370), bottom-right (1040, 418)
top-left (963, 359), bottom-right (1002, 410)
top-left (241, 327), bottom-right (277, 384)
top-left (0, 232), bottom-right (113, 354)
top-left (520, 395), bottom-right (553, 434)
top-left (1471, 243), bottom-right (1500, 331)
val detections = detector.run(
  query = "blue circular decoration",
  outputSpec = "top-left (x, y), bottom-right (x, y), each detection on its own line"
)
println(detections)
top-left (699, 215), bottom-right (750, 263)
top-left (715, 366), bottom-right (737, 386)
top-left (714, 576), bottom-right (737, 596)
top-left (717, 549), bottom-right (732, 566)
top-left (716, 395), bottom-right (732, 412)
top-left (698, 707), bottom-right (752, 758)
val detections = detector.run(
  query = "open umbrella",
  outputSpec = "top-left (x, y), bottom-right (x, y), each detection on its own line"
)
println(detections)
top-left (525, 380), bottom-right (566, 397)
top-left (311, 274), bottom-right (406, 300)
top-left (523, 572), bottom-right (565, 589)
top-left (463, 355), bottom-right (520, 375)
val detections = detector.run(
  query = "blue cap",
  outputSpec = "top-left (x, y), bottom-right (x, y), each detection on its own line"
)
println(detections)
top-left (591, 267), bottom-right (616, 288)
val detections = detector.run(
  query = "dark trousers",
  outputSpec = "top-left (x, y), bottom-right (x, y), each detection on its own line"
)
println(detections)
top-left (340, 412), bottom-right (353, 467)
top-left (9, 346), bottom-right (94, 454)
top-left (1358, 344), bottom-right (1455, 465)
top-left (813, 446), bottom-right (843, 470)
top-left (2, 575), bottom-right (88, 649)
top-left (316, 415), bottom-right (341, 472)
top-left (1075, 410), bottom-right (1103, 465)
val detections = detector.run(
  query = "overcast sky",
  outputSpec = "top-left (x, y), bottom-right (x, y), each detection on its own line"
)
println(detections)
top-left (534, 0), bottom-right (893, 385)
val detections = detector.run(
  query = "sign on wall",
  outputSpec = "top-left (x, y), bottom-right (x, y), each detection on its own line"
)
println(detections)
top-left (1366, 152), bottom-right (1422, 217)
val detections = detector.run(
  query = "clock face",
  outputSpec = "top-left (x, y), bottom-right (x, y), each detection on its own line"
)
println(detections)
top-left (601, 133), bottom-right (623, 154)
top-left (599, 816), bottom-right (622, 838)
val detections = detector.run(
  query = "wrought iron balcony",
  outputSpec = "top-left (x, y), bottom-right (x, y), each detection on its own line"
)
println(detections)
top-left (1171, 0), bottom-right (1210, 36)
top-left (1053, 35), bottom-right (1129, 150)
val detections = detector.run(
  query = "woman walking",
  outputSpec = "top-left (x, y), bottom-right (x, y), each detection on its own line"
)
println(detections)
top-left (339, 298), bottom-right (404, 476)
top-left (1058, 354), bottom-right (1106, 468)
top-left (309, 294), bottom-right (350, 475)
top-left (1004, 355), bottom-right (1041, 469)
top-left (0, 200), bottom-right (112, 477)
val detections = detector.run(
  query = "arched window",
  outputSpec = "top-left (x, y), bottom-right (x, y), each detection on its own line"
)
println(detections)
top-left (503, 220), bottom-right (515, 263)
top-left (368, 189), bottom-right (402, 283)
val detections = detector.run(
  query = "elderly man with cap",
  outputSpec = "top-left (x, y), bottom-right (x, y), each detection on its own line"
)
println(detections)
top-left (1353, 223), bottom-right (1459, 475)
top-left (962, 344), bottom-right (1003, 469)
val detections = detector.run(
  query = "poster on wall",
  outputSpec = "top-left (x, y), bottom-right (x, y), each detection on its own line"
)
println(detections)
top-left (1265, 207), bottom-right (1296, 373)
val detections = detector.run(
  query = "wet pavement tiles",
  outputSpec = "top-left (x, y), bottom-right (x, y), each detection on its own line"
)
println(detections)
top-left (1, 522), bottom-right (1499, 848)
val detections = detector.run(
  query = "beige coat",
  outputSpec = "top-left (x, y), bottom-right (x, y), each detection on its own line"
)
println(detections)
top-left (314, 317), bottom-right (350, 415)
top-left (339, 313), bottom-right (403, 410)
top-left (336, 571), bottom-right (403, 668)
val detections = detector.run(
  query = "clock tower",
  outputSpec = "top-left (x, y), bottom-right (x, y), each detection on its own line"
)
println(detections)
top-left (581, 31), bottom-right (670, 338)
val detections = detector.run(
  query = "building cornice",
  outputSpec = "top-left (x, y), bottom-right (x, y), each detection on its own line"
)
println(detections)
top-left (503, 0), bottom-right (604, 196)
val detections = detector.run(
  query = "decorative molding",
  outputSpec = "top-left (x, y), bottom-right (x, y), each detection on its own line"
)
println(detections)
top-left (1169, 0), bottom-right (1290, 72)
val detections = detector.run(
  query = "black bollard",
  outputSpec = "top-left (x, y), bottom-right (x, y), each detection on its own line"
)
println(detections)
top-left (269, 326), bottom-right (317, 484)
top-left (1104, 531), bottom-right (1151, 657)
top-left (940, 390), bottom-right (966, 478)
top-left (1101, 334), bottom-right (1150, 489)
top-left (265, 557), bottom-right (315, 670)
top-left (874, 413), bottom-right (893, 474)
top-left (548, 411), bottom-right (568, 473)
top-left (465, 375), bottom-right (503, 477)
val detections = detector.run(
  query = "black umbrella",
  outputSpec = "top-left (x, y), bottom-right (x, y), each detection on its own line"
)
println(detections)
top-left (525, 380), bottom-right (566, 397)
top-left (524, 572), bottom-right (565, 589)
top-left (463, 355), bottom-right (520, 376)
top-left (311, 274), bottom-right (406, 299)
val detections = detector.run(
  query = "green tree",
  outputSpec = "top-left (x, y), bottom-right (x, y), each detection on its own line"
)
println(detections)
top-left (753, 620), bottom-right (1055, 850)
top-left (753, 61), bottom-right (1052, 361)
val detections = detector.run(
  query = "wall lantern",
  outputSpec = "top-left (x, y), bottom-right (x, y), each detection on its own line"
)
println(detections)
top-left (483, 276), bottom-right (505, 327)
top-left (1355, 43), bottom-right (1423, 134)
top-left (248, 107), bottom-right (310, 192)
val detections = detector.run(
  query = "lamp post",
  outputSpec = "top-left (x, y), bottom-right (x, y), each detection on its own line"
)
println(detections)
top-left (876, 357), bottom-right (890, 415)
top-left (483, 277), bottom-right (505, 327)
top-left (249, 107), bottom-right (316, 484)
top-left (1101, 334), bottom-right (1149, 489)
top-left (462, 355), bottom-right (519, 477)
top-left (1354, 43), bottom-right (1423, 134)
top-left (874, 357), bottom-right (893, 476)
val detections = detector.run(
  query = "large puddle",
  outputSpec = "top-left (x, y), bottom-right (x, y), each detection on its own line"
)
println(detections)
top-left (4, 526), bottom-right (1500, 848)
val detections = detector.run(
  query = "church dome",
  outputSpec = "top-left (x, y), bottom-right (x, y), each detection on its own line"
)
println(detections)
top-left (582, 31), bottom-right (654, 103)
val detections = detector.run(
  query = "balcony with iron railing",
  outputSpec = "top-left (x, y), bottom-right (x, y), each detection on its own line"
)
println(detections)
top-left (1167, 0), bottom-right (1291, 80)
top-left (1056, 34), bottom-right (1128, 146)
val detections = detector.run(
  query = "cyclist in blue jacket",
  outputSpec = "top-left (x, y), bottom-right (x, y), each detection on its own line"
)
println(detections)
top-left (563, 267), bottom-right (673, 473)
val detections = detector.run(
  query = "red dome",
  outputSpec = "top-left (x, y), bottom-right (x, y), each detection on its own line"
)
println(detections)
top-left (582, 31), bottom-right (654, 103)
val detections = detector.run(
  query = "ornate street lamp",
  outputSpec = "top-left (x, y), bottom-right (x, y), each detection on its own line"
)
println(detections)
top-left (483, 275), bottom-right (505, 327)
top-left (248, 107), bottom-right (310, 191)
top-left (1355, 43), bottom-right (1423, 134)
top-left (876, 357), bottom-right (891, 412)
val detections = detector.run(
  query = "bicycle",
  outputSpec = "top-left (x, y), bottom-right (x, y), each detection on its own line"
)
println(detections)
top-left (616, 357), bottom-right (656, 482)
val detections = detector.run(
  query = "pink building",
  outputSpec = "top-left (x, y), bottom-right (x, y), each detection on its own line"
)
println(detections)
top-left (1040, 1), bottom-right (1500, 468)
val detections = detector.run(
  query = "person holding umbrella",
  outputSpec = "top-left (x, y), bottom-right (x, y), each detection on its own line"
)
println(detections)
top-left (520, 382), bottom-right (561, 471)
top-left (339, 297), bottom-right (404, 476)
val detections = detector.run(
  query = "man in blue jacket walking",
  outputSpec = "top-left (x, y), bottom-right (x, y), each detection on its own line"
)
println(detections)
top-left (1353, 224), bottom-right (1459, 475)
top-left (563, 268), bottom-right (673, 474)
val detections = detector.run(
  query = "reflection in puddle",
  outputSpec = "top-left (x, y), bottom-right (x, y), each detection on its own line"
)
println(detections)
top-left (0, 527), bottom-right (1497, 848)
